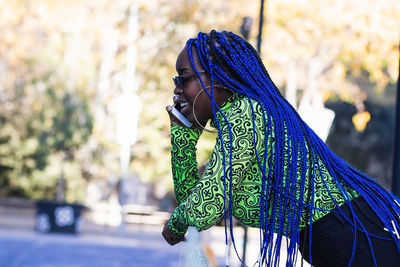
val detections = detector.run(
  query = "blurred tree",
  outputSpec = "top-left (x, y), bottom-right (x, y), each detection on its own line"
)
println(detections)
top-left (326, 99), bottom-right (395, 190)
top-left (0, 0), bottom-right (98, 201)
top-left (263, 0), bottom-right (399, 105)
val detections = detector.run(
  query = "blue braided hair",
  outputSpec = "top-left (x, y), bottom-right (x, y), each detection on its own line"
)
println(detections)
top-left (186, 30), bottom-right (400, 266)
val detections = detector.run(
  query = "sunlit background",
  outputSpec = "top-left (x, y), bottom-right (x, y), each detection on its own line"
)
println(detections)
top-left (0, 0), bottom-right (399, 266)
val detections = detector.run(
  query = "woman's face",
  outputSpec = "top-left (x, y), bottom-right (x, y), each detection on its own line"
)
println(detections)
top-left (173, 46), bottom-right (229, 127)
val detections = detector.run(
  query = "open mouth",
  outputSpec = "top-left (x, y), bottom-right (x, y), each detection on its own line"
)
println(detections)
top-left (176, 101), bottom-right (190, 114)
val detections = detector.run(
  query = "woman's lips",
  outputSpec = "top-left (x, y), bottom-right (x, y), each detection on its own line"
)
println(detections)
top-left (180, 102), bottom-right (190, 114)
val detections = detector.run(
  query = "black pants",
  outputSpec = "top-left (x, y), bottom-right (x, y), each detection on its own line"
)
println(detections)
top-left (299, 197), bottom-right (400, 267)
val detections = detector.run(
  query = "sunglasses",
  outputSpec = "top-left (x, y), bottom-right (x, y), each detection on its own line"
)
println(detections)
top-left (172, 70), bottom-right (206, 88)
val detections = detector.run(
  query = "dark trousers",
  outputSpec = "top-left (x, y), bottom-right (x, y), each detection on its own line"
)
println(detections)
top-left (299, 197), bottom-right (400, 267)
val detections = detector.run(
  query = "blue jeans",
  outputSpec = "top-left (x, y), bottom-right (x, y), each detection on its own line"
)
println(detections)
top-left (299, 197), bottom-right (400, 267)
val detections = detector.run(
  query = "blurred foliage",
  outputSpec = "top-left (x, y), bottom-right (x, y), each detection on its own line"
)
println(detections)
top-left (0, 0), bottom-right (399, 202)
top-left (326, 98), bottom-right (395, 190)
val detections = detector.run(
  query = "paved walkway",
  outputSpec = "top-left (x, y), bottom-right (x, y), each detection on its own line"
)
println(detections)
top-left (0, 227), bottom-right (182, 267)
top-left (0, 202), bottom-right (309, 267)
top-left (0, 204), bottom-right (230, 267)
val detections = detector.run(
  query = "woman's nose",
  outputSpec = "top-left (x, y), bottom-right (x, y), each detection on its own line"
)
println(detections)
top-left (173, 86), bottom-right (183, 96)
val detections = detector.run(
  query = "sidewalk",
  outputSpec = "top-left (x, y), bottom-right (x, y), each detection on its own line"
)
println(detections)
top-left (0, 199), bottom-right (309, 267)
top-left (0, 200), bottom-right (229, 267)
top-left (0, 202), bottom-right (186, 267)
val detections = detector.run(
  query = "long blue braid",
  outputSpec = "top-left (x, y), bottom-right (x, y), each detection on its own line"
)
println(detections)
top-left (186, 30), bottom-right (400, 266)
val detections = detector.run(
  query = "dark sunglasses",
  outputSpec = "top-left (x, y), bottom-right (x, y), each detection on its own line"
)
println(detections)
top-left (172, 70), bottom-right (206, 87)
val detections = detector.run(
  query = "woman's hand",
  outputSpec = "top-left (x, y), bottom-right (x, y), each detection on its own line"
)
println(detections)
top-left (165, 104), bottom-right (185, 127)
top-left (166, 95), bottom-right (206, 130)
top-left (166, 94), bottom-right (188, 127)
top-left (162, 220), bottom-right (185, 246)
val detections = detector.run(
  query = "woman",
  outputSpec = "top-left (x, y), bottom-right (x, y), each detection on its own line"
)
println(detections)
top-left (162, 30), bottom-right (400, 266)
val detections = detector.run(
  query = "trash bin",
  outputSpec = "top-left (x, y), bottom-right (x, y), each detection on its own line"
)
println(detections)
top-left (35, 201), bottom-right (83, 234)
